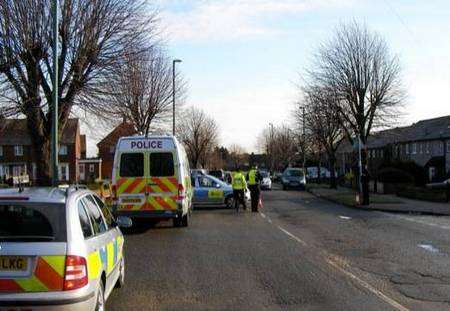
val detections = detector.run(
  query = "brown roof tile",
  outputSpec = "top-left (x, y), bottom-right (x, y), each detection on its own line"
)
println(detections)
top-left (97, 122), bottom-right (136, 148)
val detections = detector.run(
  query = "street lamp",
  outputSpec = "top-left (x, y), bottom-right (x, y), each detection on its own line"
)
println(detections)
top-left (172, 59), bottom-right (182, 136)
top-left (51, 0), bottom-right (59, 186)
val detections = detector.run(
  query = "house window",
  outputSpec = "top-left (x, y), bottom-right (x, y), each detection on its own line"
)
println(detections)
top-left (419, 143), bottom-right (423, 154)
top-left (405, 144), bottom-right (409, 154)
top-left (447, 141), bottom-right (450, 153)
top-left (411, 143), bottom-right (417, 154)
top-left (0, 146), bottom-right (3, 157)
top-left (59, 145), bottom-right (68, 155)
top-left (109, 146), bottom-right (115, 154)
top-left (426, 142), bottom-right (430, 154)
top-left (58, 163), bottom-right (69, 181)
top-left (89, 164), bottom-right (95, 173)
top-left (14, 145), bottom-right (23, 156)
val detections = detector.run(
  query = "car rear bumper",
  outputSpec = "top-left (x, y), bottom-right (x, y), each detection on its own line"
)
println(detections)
top-left (0, 292), bottom-right (96, 310)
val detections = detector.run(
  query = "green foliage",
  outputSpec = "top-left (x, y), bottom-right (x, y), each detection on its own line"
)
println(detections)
top-left (377, 168), bottom-right (414, 184)
top-left (379, 160), bottom-right (426, 186)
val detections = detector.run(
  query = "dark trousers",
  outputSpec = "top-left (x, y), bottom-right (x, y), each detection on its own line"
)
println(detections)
top-left (248, 185), bottom-right (260, 212)
top-left (233, 189), bottom-right (246, 210)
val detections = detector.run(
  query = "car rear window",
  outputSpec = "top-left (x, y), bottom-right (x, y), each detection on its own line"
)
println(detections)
top-left (150, 152), bottom-right (174, 177)
top-left (120, 153), bottom-right (144, 177)
top-left (0, 203), bottom-right (66, 242)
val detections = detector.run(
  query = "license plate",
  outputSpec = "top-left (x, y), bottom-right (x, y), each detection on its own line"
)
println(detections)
top-left (0, 256), bottom-right (28, 271)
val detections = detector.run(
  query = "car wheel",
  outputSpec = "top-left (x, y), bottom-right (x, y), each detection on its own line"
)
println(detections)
top-left (182, 212), bottom-right (189, 227)
top-left (115, 257), bottom-right (125, 288)
top-left (173, 216), bottom-right (181, 227)
top-left (95, 282), bottom-right (105, 311)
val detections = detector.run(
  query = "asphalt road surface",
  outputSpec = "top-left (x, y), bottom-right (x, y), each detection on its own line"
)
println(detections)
top-left (108, 185), bottom-right (450, 311)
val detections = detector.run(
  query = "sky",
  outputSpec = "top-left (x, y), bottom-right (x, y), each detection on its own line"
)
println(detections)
top-left (83, 0), bottom-right (450, 156)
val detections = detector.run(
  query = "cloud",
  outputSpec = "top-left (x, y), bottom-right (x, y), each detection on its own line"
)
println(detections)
top-left (158, 0), bottom-right (355, 42)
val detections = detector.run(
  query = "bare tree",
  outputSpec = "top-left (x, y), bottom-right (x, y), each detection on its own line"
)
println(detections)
top-left (177, 107), bottom-right (219, 169)
top-left (258, 125), bottom-right (298, 171)
top-left (98, 46), bottom-right (185, 135)
top-left (299, 85), bottom-right (345, 188)
top-left (308, 21), bottom-right (403, 203)
top-left (228, 144), bottom-right (247, 170)
top-left (0, 0), bottom-right (156, 185)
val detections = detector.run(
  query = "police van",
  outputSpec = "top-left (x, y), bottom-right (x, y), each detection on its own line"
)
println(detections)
top-left (111, 135), bottom-right (192, 227)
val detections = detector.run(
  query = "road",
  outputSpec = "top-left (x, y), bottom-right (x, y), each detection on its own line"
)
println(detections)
top-left (108, 185), bottom-right (450, 311)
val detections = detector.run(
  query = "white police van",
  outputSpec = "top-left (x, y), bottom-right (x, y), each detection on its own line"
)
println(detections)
top-left (111, 135), bottom-right (193, 227)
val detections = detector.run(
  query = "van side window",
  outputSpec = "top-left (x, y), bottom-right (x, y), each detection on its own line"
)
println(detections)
top-left (78, 201), bottom-right (93, 238)
top-left (82, 196), bottom-right (107, 234)
top-left (120, 153), bottom-right (144, 177)
top-left (150, 152), bottom-right (174, 176)
top-left (93, 195), bottom-right (114, 227)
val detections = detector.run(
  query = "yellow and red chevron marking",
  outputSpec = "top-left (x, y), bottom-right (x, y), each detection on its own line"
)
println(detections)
top-left (0, 256), bottom-right (65, 292)
top-left (148, 177), bottom-right (178, 193)
top-left (117, 177), bottom-right (146, 195)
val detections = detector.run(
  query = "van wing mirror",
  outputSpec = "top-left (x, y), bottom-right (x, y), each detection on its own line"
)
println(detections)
top-left (115, 216), bottom-right (133, 228)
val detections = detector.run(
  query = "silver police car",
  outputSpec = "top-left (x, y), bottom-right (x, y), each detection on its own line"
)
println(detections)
top-left (0, 186), bottom-right (131, 310)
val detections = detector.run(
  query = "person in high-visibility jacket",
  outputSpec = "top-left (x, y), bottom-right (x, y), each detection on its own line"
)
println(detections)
top-left (247, 166), bottom-right (261, 212)
top-left (232, 168), bottom-right (247, 212)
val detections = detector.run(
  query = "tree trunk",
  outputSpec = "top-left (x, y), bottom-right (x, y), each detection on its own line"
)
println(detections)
top-left (361, 148), bottom-right (370, 205)
top-left (329, 156), bottom-right (337, 189)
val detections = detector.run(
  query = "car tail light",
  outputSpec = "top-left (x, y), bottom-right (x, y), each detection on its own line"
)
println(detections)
top-left (177, 184), bottom-right (185, 201)
top-left (63, 255), bottom-right (88, 291)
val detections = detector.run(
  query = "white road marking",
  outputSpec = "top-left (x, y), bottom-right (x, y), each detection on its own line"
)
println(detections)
top-left (326, 258), bottom-right (410, 311)
top-left (277, 226), bottom-right (307, 246)
top-left (339, 215), bottom-right (352, 220)
top-left (267, 218), bottom-right (272, 223)
top-left (260, 213), bottom-right (266, 219)
top-left (418, 243), bottom-right (440, 253)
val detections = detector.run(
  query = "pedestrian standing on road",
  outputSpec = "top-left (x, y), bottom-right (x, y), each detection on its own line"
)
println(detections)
top-left (247, 166), bottom-right (261, 212)
top-left (232, 167), bottom-right (247, 212)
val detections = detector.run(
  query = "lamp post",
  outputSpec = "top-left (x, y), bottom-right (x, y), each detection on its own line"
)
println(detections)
top-left (269, 123), bottom-right (274, 171)
top-left (172, 59), bottom-right (182, 136)
top-left (51, 0), bottom-right (59, 186)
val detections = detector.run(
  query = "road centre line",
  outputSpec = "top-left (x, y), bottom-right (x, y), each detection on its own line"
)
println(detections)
top-left (326, 258), bottom-right (410, 311)
top-left (264, 212), bottom-right (408, 310)
top-left (277, 226), bottom-right (308, 246)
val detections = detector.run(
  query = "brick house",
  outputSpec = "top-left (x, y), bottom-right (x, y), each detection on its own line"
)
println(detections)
top-left (97, 121), bottom-right (136, 180)
top-left (0, 118), bottom-right (86, 183)
top-left (337, 115), bottom-right (450, 182)
top-left (78, 158), bottom-right (102, 183)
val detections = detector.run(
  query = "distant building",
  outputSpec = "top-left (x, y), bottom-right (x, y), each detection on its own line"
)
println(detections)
top-left (337, 115), bottom-right (450, 182)
top-left (0, 118), bottom-right (85, 183)
top-left (97, 121), bottom-right (136, 180)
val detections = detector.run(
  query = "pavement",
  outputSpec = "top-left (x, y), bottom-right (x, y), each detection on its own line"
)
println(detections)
top-left (108, 185), bottom-right (450, 310)
top-left (308, 186), bottom-right (450, 215)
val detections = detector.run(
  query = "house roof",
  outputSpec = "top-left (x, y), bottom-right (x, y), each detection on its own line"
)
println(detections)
top-left (0, 118), bottom-right (80, 145)
top-left (337, 115), bottom-right (450, 153)
top-left (97, 122), bottom-right (136, 147)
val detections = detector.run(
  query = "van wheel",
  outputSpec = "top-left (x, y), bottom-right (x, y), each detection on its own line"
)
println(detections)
top-left (95, 282), bottom-right (105, 311)
top-left (225, 196), bottom-right (234, 209)
top-left (182, 212), bottom-right (189, 227)
top-left (115, 257), bottom-right (125, 288)
top-left (173, 217), bottom-right (181, 227)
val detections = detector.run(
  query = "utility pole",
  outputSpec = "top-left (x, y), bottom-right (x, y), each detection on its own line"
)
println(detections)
top-left (172, 59), bottom-right (182, 136)
top-left (269, 123), bottom-right (274, 171)
top-left (302, 106), bottom-right (306, 171)
top-left (51, 0), bottom-right (59, 186)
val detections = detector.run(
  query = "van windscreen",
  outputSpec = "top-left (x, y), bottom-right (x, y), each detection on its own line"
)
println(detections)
top-left (120, 153), bottom-right (144, 177)
top-left (0, 204), bottom-right (66, 242)
top-left (150, 153), bottom-right (174, 177)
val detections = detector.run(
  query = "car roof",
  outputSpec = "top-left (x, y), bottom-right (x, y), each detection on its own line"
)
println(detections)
top-left (0, 187), bottom-right (94, 204)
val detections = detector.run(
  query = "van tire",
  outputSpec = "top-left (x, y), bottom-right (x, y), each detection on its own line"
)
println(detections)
top-left (95, 281), bottom-right (105, 311)
top-left (173, 217), bottom-right (181, 227)
top-left (181, 212), bottom-right (189, 227)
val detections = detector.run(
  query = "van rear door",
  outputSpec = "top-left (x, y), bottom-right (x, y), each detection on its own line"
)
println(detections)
top-left (116, 152), bottom-right (147, 211)
top-left (146, 151), bottom-right (179, 211)
top-left (0, 203), bottom-right (67, 293)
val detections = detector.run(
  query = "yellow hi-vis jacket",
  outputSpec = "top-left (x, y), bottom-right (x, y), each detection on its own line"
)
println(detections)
top-left (232, 172), bottom-right (247, 190)
top-left (248, 169), bottom-right (258, 186)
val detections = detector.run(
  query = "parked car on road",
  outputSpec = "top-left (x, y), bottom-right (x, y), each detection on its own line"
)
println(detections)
top-left (0, 186), bottom-right (131, 310)
top-left (282, 168), bottom-right (306, 190)
top-left (426, 179), bottom-right (450, 189)
top-left (192, 174), bottom-right (250, 208)
top-left (259, 171), bottom-right (272, 190)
